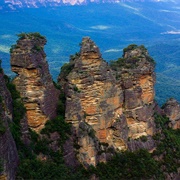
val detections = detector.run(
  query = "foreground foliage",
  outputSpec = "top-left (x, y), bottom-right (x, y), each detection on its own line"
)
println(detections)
top-left (88, 115), bottom-right (180, 179)
top-left (89, 149), bottom-right (162, 179)
top-left (153, 114), bottom-right (180, 175)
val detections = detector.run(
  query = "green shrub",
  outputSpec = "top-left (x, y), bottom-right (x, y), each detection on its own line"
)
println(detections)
top-left (17, 32), bottom-right (46, 40)
top-left (10, 44), bottom-right (17, 53)
top-left (154, 114), bottom-right (169, 129)
top-left (152, 114), bottom-right (180, 174)
top-left (73, 85), bottom-right (81, 93)
top-left (89, 149), bottom-right (162, 179)
top-left (57, 91), bottom-right (66, 116)
top-left (70, 52), bottom-right (80, 61)
top-left (6, 80), bottom-right (26, 149)
top-left (60, 63), bottom-right (74, 78)
top-left (0, 118), bottom-right (6, 135)
top-left (13, 99), bottom-right (26, 123)
top-left (146, 56), bottom-right (156, 64)
top-left (53, 81), bottom-right (61, 90)
top-left (110, 57), bottom-right (139, 70)
top-left (17, 157), bottom-right (89, 180)
top-left (32, 45), bottom-right (42, 52)
top-left (6, 82), bottom-right (21, 99)
top-left (123, 44), bottom-right (138, 54)
top-left (140, 135), bottom-right (148, 142)
top-left (41, 115), bottom-right (71, 143)
top-left (34, 139), bottom-right (50, 155)
top-left (3, 75), bottom-right (10, 84)
top-left (29, 129), bottom-right (39, 143)
top-left (88, 128), bottom-right (96, 138)
top-left (57, 100), bottom-right (65, 116)
top-left (139, 45), bottom-right (147, 51)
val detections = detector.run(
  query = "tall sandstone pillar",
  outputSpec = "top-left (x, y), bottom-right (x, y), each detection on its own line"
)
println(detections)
top-left (58, 38), bottom-right (157, 166)
top-left (10, 33), bottom-right (60, 132)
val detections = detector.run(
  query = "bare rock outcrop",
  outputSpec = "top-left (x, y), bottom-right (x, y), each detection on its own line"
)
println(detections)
top-left (58, 38), bottom-right (156, 166)
top-left (59, 37), bottom-right (124, 165)
top-left (10, 33), bottom-right (60, 132)
top-left (113, 44), bottom-right (156, 141)
top-left (163, 98), bottom-right (180, 129)
top-left (0, 66), bottom-right (18, 180)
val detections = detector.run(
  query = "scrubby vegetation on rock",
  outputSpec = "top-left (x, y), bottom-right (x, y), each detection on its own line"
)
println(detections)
top-left (0, 34), bottom-right (179, 179)
top-left (17, 32), bottom-right (46, 40)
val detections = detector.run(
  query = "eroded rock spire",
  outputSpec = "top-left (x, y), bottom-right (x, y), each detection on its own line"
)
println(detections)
top-left (58, 38), bottom-right (157, 166)
top-left (10, 33), bottom-right (60, 132)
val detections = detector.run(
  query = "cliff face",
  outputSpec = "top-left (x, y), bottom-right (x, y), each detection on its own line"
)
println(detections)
top-left (0, 66), bottom-right (18, 180)
top-left (113, 45), bottom-right (156, 151)
top-left (10, 33), bottom-right (60, 132)
top-left (0, 33), bottom-right (179, 178)
top-left (163, 98), bottom-right (180, 129)
top-left (58, 38), bottom-right (156, 166)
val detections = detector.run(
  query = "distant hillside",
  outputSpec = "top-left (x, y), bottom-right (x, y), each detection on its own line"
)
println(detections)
top-left (0, 1), bottom-right (179, 105)
top-left (2, 0), bottom-right (115, 9)
top-left (1, 0), bottom-right (180, 10)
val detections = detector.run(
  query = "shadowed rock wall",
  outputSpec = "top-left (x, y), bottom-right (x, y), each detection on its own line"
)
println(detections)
top-left (0, 68), bottom-right (18, 180)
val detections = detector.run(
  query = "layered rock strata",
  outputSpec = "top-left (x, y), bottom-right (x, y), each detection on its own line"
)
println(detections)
top-left (163, 98), bottom-right (180, 129)
top-left (115, 45), bottom-right (156, 140)
top-left (0, 67), bottom-right (18, 180)
top-left (58, 38), bottom-right (156, 166)
top-left (10, 33), bottom-right (60, 132)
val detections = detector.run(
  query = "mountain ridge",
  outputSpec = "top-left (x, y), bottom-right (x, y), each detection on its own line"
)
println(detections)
top-left (0, 1), bottom-right (179, 105)
top-left (1, 0), bottom-right (179, 10)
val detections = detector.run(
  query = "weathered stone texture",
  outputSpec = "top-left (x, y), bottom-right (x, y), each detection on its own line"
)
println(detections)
top-left (10, 34), bottom-right (60, 132)
top-left (58, 38), bottom-right (157, 165)
top-left (163, 98), bottom-right (180, 129)
top-left (118, 46), bottom-right (156, 140)
top-left (0, 71), bottom-right (18, 180)
top-left (127, 136), bottom-right (156, 152)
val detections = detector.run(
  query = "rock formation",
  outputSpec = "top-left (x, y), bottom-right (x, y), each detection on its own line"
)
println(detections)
top-left (0, 65), bottom-right (18, 180)
top-left (163, 98), bottom-right (180, 129)
top-left (58, 38), bottom-right (157, 166)
top-left (0, 33), bottom-right (179, 178)
top-left (114, 45), bottom-right (156, 150)
top-left (10, 33), bottom-right (60, 132)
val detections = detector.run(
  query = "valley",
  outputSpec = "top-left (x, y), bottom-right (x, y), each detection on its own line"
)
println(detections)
top-left (0, 1), bottom-right (179, 105)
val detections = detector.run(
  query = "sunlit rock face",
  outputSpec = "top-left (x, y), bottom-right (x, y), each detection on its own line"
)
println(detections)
top-left (118, 45), bottom-right (156, 140)
top-left (58, 38), bottom-right (156, 166)
top-left (10, 33), bottom-right (60, 132)
top-left (163, 98), bottom-right (180, 129)
top-left (0, 68), bottom-right (18, 180)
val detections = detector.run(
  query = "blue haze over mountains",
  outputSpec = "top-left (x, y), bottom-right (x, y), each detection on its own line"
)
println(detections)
top-left (0, 0), bottom-right (179, 105)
